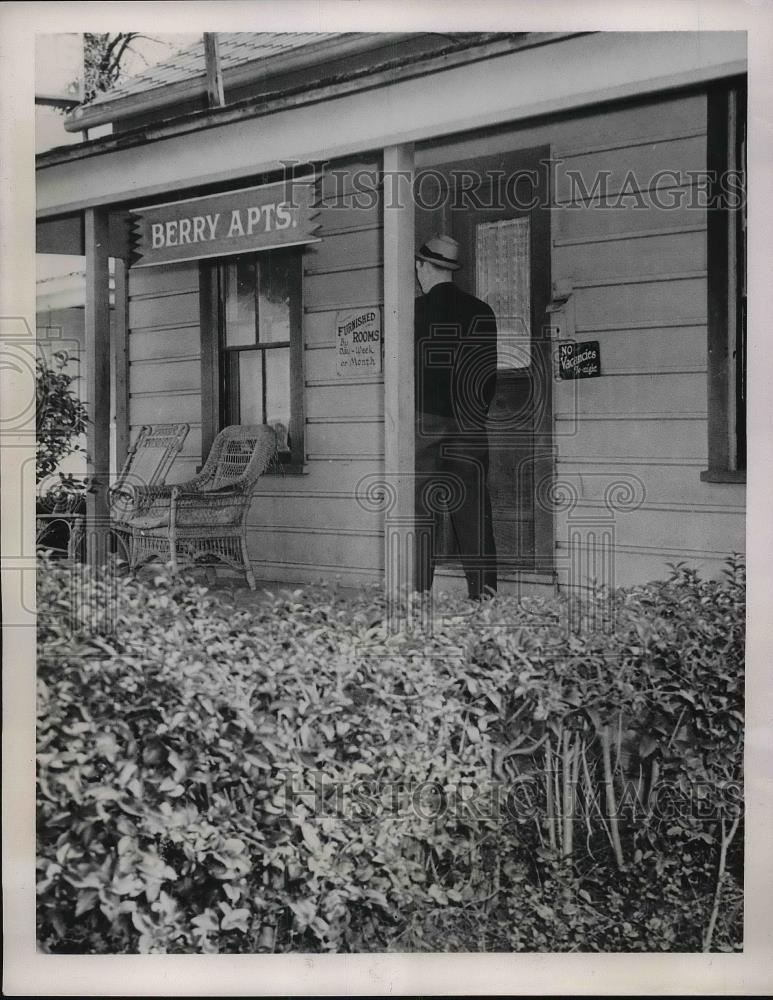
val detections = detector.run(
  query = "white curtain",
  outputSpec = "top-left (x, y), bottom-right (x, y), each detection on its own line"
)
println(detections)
top-left (475, 217), bottom-right (531, 369)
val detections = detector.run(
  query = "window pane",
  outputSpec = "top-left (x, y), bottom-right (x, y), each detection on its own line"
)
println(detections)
top-left (265, 347), bottom-right (291, 450)
top-left (237, 350), bottom-right (264, 425)
top-left (258, 252), bottom-right (292, 344)
top-left (475, 217), bottom-right (531, 369)
top-left (224, 257), bottom-right (256, 347)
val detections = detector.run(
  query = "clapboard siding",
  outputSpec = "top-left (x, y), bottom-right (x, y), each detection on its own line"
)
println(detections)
top-left (303, 267), bottom-right (382, 311)
top-left (562, 508), bottom-right (745, 555)
top-left (127, 261), bottom-right (203, 478)
top-left (128, 390), bottom-right (201, 427)
top-left (553, 135), bottom-right (706, 205)
top-left (303, 420), bottom-right (383, 457)
top-left (304, 351), bottom-right (385, 392)
top-left (418, 91), bottom-right (707, 170)
top-left (564, 326), bottom-right (707, 371)
top-left (245, 494), bottom-right (383, 532)
top-left (545, 95), bottom-right (742, 584)
top-left (305, 227), bottom-right (382, 270)
top-left (555, 193), bottom-right (705, 243)
top-left (246, 527), bottom-right (383, 574)
top-left (129, 289), bottom-right (200, 330)
top-left (128, 260), bottom-right (200, 297)
top-left (129, 358), bottom-right (200, 394)
top-left (557, 372), bottom-right (706, 414)
top-left (556, 231), bottom-right (706, 281)
top-left (555, 459), bottom-right (744, 509)
top-left (572, 276), bottom-right (707, 331)
top-left (556, 418), bottom-right (706, 460)
top-left (129, 325), bottom-right (200, 362)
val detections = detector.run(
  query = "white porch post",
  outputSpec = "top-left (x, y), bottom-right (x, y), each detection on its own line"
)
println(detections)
top-left (84, 207), bottom-right (111, 567)
top-left (382, 143), bottom-right (416, 604)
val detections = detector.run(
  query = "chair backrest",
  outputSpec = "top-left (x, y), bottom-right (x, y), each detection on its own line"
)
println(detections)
top-left (197, 425), bottom-right (278, 492)
top-left (112, 423), bottom-right (189, 510)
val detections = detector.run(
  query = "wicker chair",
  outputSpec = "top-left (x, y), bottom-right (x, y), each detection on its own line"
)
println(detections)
top-left (111, 423), bottom-right (190, 560)
top-left (125, 424), bottom-right (277, 590)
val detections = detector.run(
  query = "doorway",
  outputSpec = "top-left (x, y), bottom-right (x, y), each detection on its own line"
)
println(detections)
top-left (415, 145), bottom-right (553, 573)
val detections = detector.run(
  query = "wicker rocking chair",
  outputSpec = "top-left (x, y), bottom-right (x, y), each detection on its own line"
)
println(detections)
top-left (125, 424), bottom-right (277, 590)
top-left (111, 423), bottom-right (190, 561)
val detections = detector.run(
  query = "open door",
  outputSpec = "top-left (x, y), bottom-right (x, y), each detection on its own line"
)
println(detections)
top-left (416, 145), bottom-right (553, 574)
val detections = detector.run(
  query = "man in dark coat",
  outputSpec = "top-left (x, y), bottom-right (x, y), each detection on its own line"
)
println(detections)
top-left (414, 233), bottom-right (498, 600)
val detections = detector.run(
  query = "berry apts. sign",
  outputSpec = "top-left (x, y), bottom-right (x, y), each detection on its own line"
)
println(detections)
top-left (130, 178), bottom-right (320, 267)
top-left (558, 340), bottom-right (602, 380)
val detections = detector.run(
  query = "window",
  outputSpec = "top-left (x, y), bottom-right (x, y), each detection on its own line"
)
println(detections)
top-left (200, 248), bottom-right (304, 468)
top-left (475, 216), bottom-right (532, 369)
top-left (703, 79), bottom-right (746, 483)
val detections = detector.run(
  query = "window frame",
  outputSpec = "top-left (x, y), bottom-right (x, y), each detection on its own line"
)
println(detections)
top-left (199, 249), bottom-right (305, 472)
top-left (702, 78), bottom-right (746, 484)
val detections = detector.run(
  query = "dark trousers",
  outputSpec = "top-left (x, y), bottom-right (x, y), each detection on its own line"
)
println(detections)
top-left (414, 412), bottom-right (497, 599)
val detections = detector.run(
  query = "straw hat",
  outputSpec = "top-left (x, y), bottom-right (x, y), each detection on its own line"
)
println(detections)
top-left (415, 233), bottom-right (461, 271)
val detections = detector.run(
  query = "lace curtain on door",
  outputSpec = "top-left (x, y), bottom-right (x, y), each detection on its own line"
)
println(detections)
top-left (475, 217), bottom-right (531, 369)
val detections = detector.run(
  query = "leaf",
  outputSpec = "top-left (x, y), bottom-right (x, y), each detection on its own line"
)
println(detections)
top-left (223, 882), bottom-right (241, 903)
top-left (301, 823), bottom-right (322, 853)
top-left (112, 874), bottom-right (144, 897)
top-left (220, 906), bottom-right (250, 932)
top-left (427, 884), bottom-right (448, 905)
top-left (75, 889), bottom-right (99, 916)
top-left (289, 898), bottom-right (317, 929)
top-left (191, 909), bottom-right (220, 933)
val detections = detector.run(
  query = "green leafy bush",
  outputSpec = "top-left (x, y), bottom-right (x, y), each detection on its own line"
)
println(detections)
top-left (36, 554), bottom-right (744, 953)
top-left (36, 352), bottom-right (88, 484)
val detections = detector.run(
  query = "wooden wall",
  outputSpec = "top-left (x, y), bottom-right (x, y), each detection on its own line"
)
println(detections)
top-left (125, 89), bottom-right (745, 591)
top-left (127, 260), bottom-right (202, 484)
top-left (418, 89), bottom-right (745, 589)
top-left (247, 157), bottom-right (385, 585)
top-left (126, 157), bottom-right (385, 586)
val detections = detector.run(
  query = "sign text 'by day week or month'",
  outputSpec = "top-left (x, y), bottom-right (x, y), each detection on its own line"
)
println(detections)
top-left (336, 307), bottom-right (383, 377)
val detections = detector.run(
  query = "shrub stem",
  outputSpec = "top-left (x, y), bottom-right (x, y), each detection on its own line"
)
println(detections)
top-left (601, 725), bottom-right (625, 869)
top-left (545, 738), bottom-right (557, 853)
top-left (562, 728), bottom-right (574, 859)
top-left (702, 813), bottom-right (741, 951)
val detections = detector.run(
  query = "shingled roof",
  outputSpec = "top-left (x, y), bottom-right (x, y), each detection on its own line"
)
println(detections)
top-left (87, 32), bottom-right (346, 106)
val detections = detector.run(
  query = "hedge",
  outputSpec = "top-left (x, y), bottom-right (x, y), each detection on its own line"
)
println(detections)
top-left (36, 554), bottom-right (744, 953)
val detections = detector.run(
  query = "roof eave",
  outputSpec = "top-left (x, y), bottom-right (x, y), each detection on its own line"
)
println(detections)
top-left (64, 31), bottom-right (419, 133)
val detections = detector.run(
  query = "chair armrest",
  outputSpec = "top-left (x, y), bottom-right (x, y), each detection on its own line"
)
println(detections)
top-left (170, 486), bottom-right (253, 527)
top-left (124, 484), bottom-right (175, 521)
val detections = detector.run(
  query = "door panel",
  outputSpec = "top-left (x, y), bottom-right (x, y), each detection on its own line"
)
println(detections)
top-left (415, 146), bottom-right (553, 571)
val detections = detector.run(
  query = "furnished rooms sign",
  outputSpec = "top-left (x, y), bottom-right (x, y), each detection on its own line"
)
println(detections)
top-left (130, 178), bottom-right (320, 267)
top-left (558, 340), bottom-right (601, 379)
top-left (336, 308), bottom-right (383, 376)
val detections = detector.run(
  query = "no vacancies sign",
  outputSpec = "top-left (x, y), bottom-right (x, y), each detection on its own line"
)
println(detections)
top-left (558, 340), bottom-right (601, 380)
top-left (130, 178), bottom-right (320, 267)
